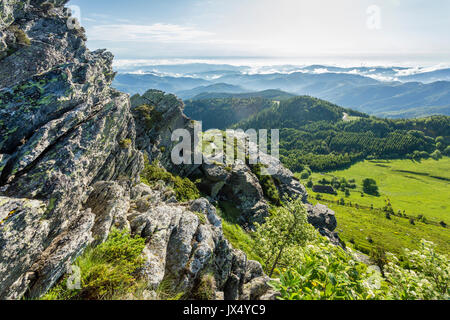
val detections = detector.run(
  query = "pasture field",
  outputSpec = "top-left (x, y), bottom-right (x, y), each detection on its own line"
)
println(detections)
top-left (298, 157), bottom-right (450, 255)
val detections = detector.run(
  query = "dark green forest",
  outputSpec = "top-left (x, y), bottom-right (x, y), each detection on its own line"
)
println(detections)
top-left (186, 96), bottom-right (450, 171)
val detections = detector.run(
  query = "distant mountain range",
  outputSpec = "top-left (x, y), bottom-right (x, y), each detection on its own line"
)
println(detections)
top-left (113, 63), bottom-right (450, 118)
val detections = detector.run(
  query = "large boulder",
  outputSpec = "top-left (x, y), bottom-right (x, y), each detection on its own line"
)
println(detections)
top-left (306, 203), bottom-right (341, 246)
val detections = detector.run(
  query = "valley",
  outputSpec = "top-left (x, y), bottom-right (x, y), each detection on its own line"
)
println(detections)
top-left (297, 158), bottom-right (450, 255)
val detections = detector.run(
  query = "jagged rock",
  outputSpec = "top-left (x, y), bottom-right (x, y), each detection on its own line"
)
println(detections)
top-left (84, 181), bottom-right (132, 243)
top-left (130, 89), bottom-right (200, 177)
top-left (127, 195), bottom-right (268, 300)
top-left (131, 90), bottom-right (338, 241)
top-left (306, 203), bottom-right (341, 246)
top-left (0, 0), bottom-right (143, 299)
top-left (241, 276), bottom-right (272, 300)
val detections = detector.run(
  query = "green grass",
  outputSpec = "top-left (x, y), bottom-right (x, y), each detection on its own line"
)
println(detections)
top-left (297, 157), bottom-right (450, 255)
top-left (216, 201), bottom-right (264, 266)
top-left (41, 229), bottom-right (147, 300)
top-left (309, 198), bottom-right (450, 256)
top-left (306, 157), bottom-right (450, 223)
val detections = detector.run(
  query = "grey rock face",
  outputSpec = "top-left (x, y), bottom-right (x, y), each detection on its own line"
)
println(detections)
top-left (130, 90), bottom-right (199, 177)
top-left (306, 203), bottom-right (341, 246)
top-left (0, 0), bottom-right (143, 299)
top-left (127, 191), bottom-right (272, 300)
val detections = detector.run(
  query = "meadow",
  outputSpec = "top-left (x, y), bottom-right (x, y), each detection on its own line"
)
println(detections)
top-left (298, 157), bottom-right (450, 255)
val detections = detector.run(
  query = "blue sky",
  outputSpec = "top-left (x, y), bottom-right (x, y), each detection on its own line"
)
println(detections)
top-left (67, 0), bottom-right (450, 62)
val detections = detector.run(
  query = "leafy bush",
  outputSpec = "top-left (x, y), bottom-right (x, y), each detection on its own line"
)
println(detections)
top-left (134, 104), bottom-right (163, 130)
top-left (9, 25), bottom-right (31, 46)
top-left (119, 139), bottom-right (132, 149)
top-left (141, 157), bottom-right (200, 202)
top-left (430, 149), bottom-right (443, 160)
top-left (254, 199), bottom-right (317, 277)
top-left (385, 240), bottom-right (449, 300)
top-left (363, 178), bottom-right (379, 196)
top-left (251, 164), bottom-right (281, 205)
top-left (42, 229), bottom-right (146, 300)
top-left (270, 239), bottom-right (386, 300)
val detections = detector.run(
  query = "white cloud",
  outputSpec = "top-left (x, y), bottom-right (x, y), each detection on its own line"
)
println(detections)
top-left (88, 23), bottom-right (214, 43)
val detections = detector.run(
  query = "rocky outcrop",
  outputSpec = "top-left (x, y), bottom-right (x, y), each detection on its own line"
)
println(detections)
top-left (0, 0), bottom-right (274, 300)
top-left (81, 180), bottom-right (273, 300)
top-left (306, 203), bottom-right (341, 246)
top-left (130, 90), bottom-right (309, 230)
top-left (130, 90), bottom-right (338, 241)
top-left (0, 0), bottom-right (143, 299)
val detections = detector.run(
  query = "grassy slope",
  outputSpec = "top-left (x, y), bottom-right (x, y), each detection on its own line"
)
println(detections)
top-left (298, 157), bottom-right (450, 255)
top-left (216, 201), bottom-right (264, 266)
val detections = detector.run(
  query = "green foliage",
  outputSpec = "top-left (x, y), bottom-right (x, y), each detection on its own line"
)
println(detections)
top-left (270, 238), bottom-right (386, 300)
top-left (9, 25), bottom-right (31, 46)
top-left (251, 164), bottom-right (281, 205)
top-left (185, 97), bottom-right (274, 130)
top-left (430, 149), bottom-right (443, 160)
top-left (155, 275), bottom-right (185, 300)
top-left (444, 146), bottom-right (450, 156)
top-left (254, 199), bottom-right (317, 277)
top-left (119, 139), bottom-right (132, 149)
top-left (232, 96), bottom-right (450, 171)
top-left (271, 238), bottom-right (449, 300)
top-left (42, 229), bottom-right (146, 300)
top-left (363, 178), bottom-right (379, 196)
top-left (134, 104), bottom-right (163, 130)
top-left (192, 274), bottom-right (216, 300)
top-left (385, 240), bottom-right (449, 300)
top-left (141, 157), bottom-right (200, 202)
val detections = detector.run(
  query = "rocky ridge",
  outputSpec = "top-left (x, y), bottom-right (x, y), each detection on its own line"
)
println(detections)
top-left (130, 89), bottom-right (340, 240)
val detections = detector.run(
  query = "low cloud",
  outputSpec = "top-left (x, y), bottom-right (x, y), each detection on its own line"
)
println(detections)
top-left (88, 23), bottom-right (214, 43)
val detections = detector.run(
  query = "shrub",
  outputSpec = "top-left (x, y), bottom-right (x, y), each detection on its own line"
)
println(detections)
top-left (40, 2), bottom-right (55, 12)
top-left (300, 171), bottom-right (310, 179)
top-left (252, 164), bottom-right (281, 205)
top-left (42, 229), bottom-right (146, 300)
top-left (363, 178), bottom-right (379, 196)
top-left (443, 146), bottom-right (450, 156)
top-left (134, 104), bottom-right (163, 130)
top-left (370, 246), bottom-right (388, 276)
top-left (141, 157), bottom-right (200, 202)
top-left (9, 25), bottom-right (31, 46)
top-left (385, 240), bottom-right (449, 300)
top-left (254, 199), bottom-right (317, 277)
top-left (430, 150), bottom-right (443, 160)
top-left (270, 238), bottom-right (386, 300)
top-left (192, 274), bottom-right (216, 300)
top-left (119, 139), bottom-right (132, 149)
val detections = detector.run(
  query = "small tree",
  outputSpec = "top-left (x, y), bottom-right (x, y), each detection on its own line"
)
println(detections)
top-left (363, 178), bottom-right (379, 196)
top-left (254, 199), bottom-right (316, 277)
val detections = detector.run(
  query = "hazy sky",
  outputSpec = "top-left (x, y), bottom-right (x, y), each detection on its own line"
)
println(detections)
top-left (67, 0), bottom-right (450, 62)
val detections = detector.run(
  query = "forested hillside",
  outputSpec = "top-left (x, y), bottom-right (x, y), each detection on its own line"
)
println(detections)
top-left (184, 97), bottom-right (275, 130)
top-left (186, 96), bottom-right (450, 171)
